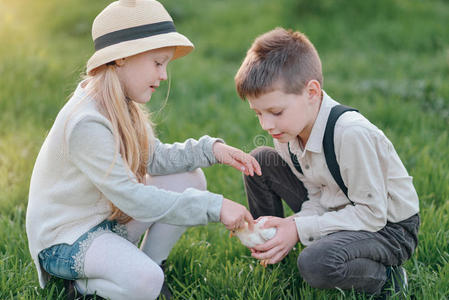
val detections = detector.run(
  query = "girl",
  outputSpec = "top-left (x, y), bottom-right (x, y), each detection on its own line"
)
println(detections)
top-left (26, 0), bottom-right (260, 299)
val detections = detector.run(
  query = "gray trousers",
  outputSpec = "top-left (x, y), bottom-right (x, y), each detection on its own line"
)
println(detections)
top-left (243, 147), bottom-right (419, 295)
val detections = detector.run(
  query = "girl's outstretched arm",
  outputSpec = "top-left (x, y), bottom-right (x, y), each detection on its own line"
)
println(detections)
top-left (147, 136), bottom-right (223, 175)
top-left (212, 142), bottom-right (261, 177)
top-left (69, 120), bottom-right (223, 226)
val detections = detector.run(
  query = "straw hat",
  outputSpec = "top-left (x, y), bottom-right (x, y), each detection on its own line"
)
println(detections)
top-left (86, 0), bottom-right (194, 74)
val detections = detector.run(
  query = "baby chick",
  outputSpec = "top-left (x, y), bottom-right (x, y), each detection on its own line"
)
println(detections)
top-left (230, 217), bottom-right (277, 267)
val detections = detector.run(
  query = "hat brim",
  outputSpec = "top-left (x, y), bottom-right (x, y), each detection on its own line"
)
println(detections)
top-left (86, 31), bottom-right (194, 74)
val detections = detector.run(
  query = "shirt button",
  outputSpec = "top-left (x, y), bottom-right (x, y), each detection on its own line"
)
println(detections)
top-left (305, 165), bottom-right (310, 169)
top-left (367, 193), bottom-right (373, 198)
top-left (308, 237), bottom-right (314, 242)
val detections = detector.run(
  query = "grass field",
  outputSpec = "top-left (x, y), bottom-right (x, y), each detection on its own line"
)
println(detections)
top-left (1, 0), bottom-right (449, 299)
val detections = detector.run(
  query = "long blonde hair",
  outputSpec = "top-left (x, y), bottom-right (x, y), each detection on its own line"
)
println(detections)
top-left (86, 64), bottom-right (155, 223)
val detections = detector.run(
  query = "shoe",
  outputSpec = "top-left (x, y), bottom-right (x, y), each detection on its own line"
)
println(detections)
top-left (378, 266), bottom-right (408, 299)
top-left (389, 266), bottom-right (408, 294)
top-left (64, 280), bottom-right (105, 300)
top-left (158, 282), bottom-right (172, 300)
top-left (64, 280), bottom-right (77, 300)
top-left (157, 260), bottom-right (172, 300)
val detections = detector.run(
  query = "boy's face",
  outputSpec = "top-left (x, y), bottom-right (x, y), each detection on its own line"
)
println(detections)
top-left (247, 87), bottom-right (319, 144)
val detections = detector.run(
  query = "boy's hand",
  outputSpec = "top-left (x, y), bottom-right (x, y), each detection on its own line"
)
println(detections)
top-left (250, 216), bottom-right (299, 265)
top-left (220, 198), bottom-right (254, 231)
top-left (213, 142), bottom-right (262, 176)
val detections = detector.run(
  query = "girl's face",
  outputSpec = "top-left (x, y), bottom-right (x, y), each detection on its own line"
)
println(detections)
top-left (116, 47), bottom-right (175, 104)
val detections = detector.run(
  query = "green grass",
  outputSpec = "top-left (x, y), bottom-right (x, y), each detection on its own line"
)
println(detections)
top-left (1, 0), bottom-right (449, 298)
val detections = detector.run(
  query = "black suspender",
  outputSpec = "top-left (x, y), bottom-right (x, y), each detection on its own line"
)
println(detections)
top-left (288, 105), bottom-right (358, 205)
top-left (323, 105), bottom-right (358, 204)
top-left (288, 142), bottom-right (302, 174)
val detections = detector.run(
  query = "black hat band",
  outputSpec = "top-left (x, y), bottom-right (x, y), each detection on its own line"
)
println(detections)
top-left (94, 21), bottom-right (176, 51)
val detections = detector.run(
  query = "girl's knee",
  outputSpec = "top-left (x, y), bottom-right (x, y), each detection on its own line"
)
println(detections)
top-left (148, 169), bottom-right (207, 193)
top-left (189, 168), bottom-right (207, 191)
top-left (186, 168), bottom-right (207, 191)
top-left (125, 265), bottom-right (165, 300)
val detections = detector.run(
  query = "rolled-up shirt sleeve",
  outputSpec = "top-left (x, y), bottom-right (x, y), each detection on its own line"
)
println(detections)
top-left (296, 126), bottom-right (389, 245)
top-left (68, 119), bottom-right (223, 225)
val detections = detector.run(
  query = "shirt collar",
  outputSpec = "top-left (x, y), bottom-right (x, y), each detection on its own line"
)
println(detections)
top-left (289, 90), bottom-right (340, 156)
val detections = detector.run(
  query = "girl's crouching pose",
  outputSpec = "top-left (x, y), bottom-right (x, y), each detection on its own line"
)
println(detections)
top-left (26, 1), bottom-right (260, 299)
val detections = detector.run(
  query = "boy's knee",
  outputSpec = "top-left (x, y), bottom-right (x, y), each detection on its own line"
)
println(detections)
top-left (250, 146), bottom-right (276, 162)
top-left (249, 146), bottom-right (285, 169)
top-left (297, 245), bottom-right (342, 289)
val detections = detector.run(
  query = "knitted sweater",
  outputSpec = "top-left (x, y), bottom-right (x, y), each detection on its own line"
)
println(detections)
top-left (26, 82), bottom-right (223, 287)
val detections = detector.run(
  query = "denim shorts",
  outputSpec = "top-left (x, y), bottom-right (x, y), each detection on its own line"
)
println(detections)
top-left (38, 219), bottom-right (127, 280)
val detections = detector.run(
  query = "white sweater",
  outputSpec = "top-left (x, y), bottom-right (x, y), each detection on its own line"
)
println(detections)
top-left (26, 82), bottom-right (224, 287)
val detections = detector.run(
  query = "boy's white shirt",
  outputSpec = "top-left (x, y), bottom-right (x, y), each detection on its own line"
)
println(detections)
top-left (26, 82), bottom-right (224, 287)
top-left (274, 91), bottom-right (419, 246)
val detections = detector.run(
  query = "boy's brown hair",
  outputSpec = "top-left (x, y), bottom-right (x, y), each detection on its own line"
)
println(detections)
top-left (235, 27), bottom-right (322, 100)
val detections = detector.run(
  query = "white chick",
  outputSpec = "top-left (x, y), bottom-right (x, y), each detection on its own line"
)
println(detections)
top-left (230, 217), bottom-right (277, 267)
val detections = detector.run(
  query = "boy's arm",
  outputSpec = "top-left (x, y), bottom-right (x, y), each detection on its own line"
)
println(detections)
top-left (293, 179), bottom-right (326, 217)
top-left (295, 126), bottom-right (390, 245)
top-left (251, 216), bottom-right (299, 265)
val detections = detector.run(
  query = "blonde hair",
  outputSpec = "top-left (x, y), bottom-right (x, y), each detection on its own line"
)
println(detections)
top-left (85, 64), bottom-right (156, 223)
top-left (235, 27), bottom-right (323, 100)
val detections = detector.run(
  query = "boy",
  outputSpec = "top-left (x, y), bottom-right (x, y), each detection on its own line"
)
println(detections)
top-left (234, 27), bottom-right (420, 296)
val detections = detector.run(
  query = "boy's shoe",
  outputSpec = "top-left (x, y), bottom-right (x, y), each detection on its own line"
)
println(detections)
top-left (389, 266), bottom-right (408, 294)
top-left (377, 266), bottom-right (408, 299)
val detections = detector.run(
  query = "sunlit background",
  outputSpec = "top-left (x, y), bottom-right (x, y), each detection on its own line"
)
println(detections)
top-left (1, 0), bottom-right (448, 298)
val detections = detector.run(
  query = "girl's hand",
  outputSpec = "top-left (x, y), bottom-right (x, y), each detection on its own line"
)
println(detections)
top-left (220, 198), bottom-right (254, 231)
top-left (250, 217), bottom-right (299, 265)
top-left (213, 142), bottom-right (261, 176)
